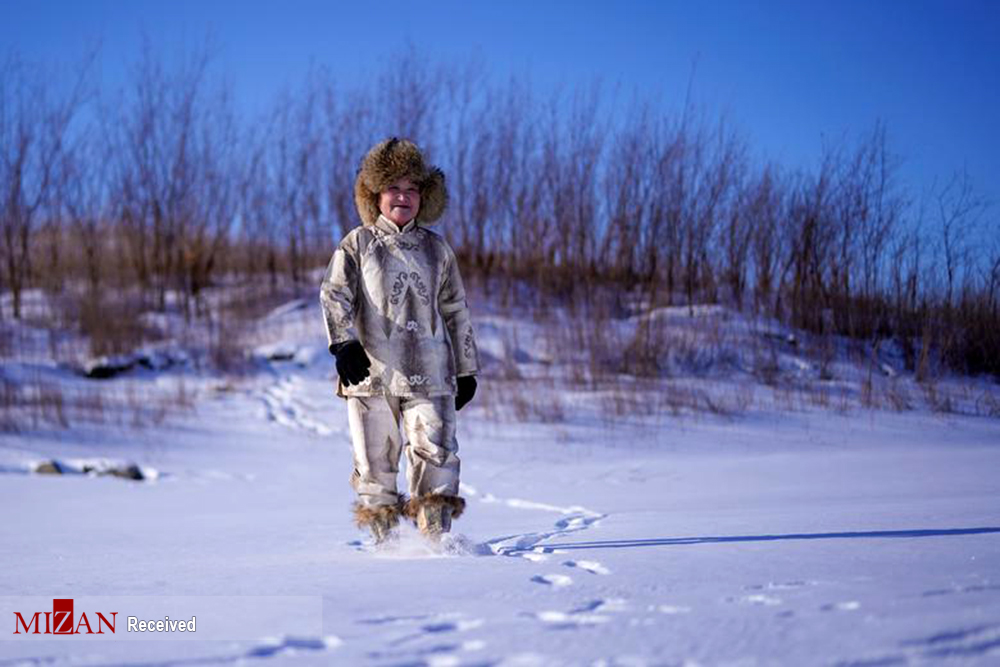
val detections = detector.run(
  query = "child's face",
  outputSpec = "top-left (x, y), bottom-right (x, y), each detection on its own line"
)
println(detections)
top-left (378, 177), bottom-right (421, 226)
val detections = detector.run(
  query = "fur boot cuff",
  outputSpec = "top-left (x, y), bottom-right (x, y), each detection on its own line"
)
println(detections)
top-left (352, 499), bottom-right (403, 530)
top-left (402, 493), bottom-right (466, 521)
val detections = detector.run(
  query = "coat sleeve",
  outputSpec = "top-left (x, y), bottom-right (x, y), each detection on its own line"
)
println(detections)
top-left (319, 233), bottom-right (361, 349)
top-left (439, 242), bottom-right (480, 377)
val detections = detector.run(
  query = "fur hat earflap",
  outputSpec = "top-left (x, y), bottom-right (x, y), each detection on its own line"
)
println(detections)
top-left (402, 493), bottom-right (466, 521)
top-left (354, 137), bottom-right (448, 226)
top-left (352, 500), bottom-right (403, 529)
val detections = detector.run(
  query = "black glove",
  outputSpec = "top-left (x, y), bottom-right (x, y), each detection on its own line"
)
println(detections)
top-left (455, 375), bottom-right (477, 411)
top-left (330, 340), bottom-right (371, 386)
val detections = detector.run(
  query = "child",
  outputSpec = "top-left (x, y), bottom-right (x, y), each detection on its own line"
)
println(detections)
top-left (319, 138), bottom-right (480, 544)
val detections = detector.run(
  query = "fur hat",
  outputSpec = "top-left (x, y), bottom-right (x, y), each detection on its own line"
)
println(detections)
top-left (354, 137), bottom-right (448, 226)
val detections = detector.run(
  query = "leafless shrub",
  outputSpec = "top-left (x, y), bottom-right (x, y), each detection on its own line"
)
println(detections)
top-left (2, 40), bottom-right (998, 432)
top-left (478, 376), bottom-right (564, 424)
top-left (882, 379), bottom-right (913, 411)
top-left (1, 50), bottom-right (93, 321)
top-left (510, 391), bottom-right (565, 424)
top-left (72, 387), bottom-right (106, 423)
top-left (0, 377), bottom-right (21, 432)
top-left (0, 327), bottom-right (13, 357)
top-left (597, 377), bottom-right (662, 422)
top-left (206, 314), bottom-right (249, 374)
top-left (751, 339), bottom-right (781, 386)
top-left (471, 373), bottom-right (502, 422)
top-left (861, 340), bottom-right (880, 409)
top-left (701, 389), bottom-right (737, 418)
top-left (729, 382), bottom-right (757, 413)
top-left (72, 293), bottom-right (156, 358)
top-left (771, 385), bottom-right (798, 412)
top-left (920, 380), bottom-right (954, 414)
top-left (36, 381), bottom-right (69, 428)
top-left (976, 389), bottom-right (1000, 418)
top-left (170, 376), bottom-right (195, 410)
top-left (0, 373), bottom-right (195, 433)
top-left (806, 382), bottom-right (832, 410)
top-left (811, 334), bottom-right (836, 381)
top-left (499, 332), bottom-right (524, 381)
top-left (654, 381), bottom-right (707, 418)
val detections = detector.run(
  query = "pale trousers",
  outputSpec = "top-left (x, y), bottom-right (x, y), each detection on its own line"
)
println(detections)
top-left (346, 394), bottom-right (461, 509)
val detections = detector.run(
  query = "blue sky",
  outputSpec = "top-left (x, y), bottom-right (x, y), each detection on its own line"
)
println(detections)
top-left (2, 0), bottom-right (998, 219)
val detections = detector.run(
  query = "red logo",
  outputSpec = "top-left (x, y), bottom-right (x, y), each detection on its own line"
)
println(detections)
top-left (13, 599), bottom-right (117, 635)
top-left (53, 598), bottom-right (73, 634)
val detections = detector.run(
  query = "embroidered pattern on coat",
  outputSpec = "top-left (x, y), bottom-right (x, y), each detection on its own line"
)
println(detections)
top-left (321, 224), bottom-right (480, 397)
top-left (328, 311), bottom-right (354, 333)
top-left (396, 319), bottom-right (427, 335)
top-left (390, 271), bottom-right (430, 306)
top-left (463, 328), bottom-right (476, 359)
top-left (368, 227), bottom-right (423, 252)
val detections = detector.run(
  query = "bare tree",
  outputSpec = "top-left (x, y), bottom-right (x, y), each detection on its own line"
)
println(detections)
top-left (374, 44), bottom-right (442, 145)
top-left (987, 240), bottom-right (1000, 318)
top-left (681, 116), bottom-right (744, 313)
top-left (236, 122), bottom-right (278, 287)
top-left (109, 37), bottom-right (239, 316)
top-left (0, 51), bottom-right (91, 319)
top-left (181, 80), bottom-right (240, 317)
top-left (324, 83), bottom-right (375, 237)
top-left (269, 80), bottom-right (324, 287)
top-left (3, 41), bottom-right (999, 385)
top-left (935, 168), bottom-right (988, 309)
top-left (58, 121), bottom-right (111, 299)
top-left (440, 58), bottom-right (490, 265)
top-left (602, 100), bottom-right (656, 283)
top-left (111, 39), bottom-right (209, 309)
top-left (747, 164), bottom-right (783, 314)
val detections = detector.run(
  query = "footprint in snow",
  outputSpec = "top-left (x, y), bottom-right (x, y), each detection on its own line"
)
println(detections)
top-left (369, 637), bottom-right (486, 662)
top-left (555, 514), bottom-right (602, 530)
top-left (922, 583), bottom-right (1000, 597)
top-left (562, 559), bottom-right (611, 575)
top-left (245, 635), bottom-right (342, 657)
top-left (532, 574), bottom-right (573, 588)
top-left (259, 377), bottom-right (333, 436)
top-left (744, 580), bottom-right (810, 591)
top-left (836, 623), bottom-right (1000, 665)
top-left (821, 601), bottom-right (861, 612)
top-left (378, 613), bottom-right (486, 652)
top-left (571, 598), bottom-right (628, 614)
top-left (418, 618), bottom-right (485, 634)
top-left (521, 551), bottom-right (550, 563)
top-left (357, 613), bottom-right (435, 626)
top-left (525, 598), bottom-right (627, 629)
top-left (477, 492), bottom-right (604, 557)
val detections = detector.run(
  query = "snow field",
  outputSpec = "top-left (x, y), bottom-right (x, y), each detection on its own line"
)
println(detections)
top-left (2, 294), bottom-right (999, 665)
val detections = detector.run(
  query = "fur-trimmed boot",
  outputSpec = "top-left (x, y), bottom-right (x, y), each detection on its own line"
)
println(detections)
top-left (404, 494), bottom-right (466, 539)
top-left (353, 501), bottom-right (403, 545)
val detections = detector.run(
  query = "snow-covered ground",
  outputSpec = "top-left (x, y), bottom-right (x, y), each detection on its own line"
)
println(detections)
top-left (2, 292), bottom-right (1000, 666)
